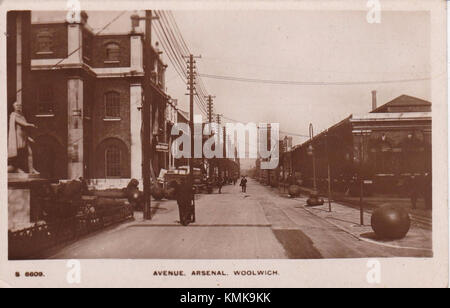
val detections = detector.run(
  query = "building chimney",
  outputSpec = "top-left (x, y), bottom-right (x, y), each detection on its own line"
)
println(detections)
top-left (371, 90), bottom-right (377, 111)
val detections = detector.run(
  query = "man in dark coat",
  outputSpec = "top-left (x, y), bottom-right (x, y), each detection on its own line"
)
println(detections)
top-left (176, 179), bottom-right (194, 226)
top-left (240, 176), bottom-right (248, 193)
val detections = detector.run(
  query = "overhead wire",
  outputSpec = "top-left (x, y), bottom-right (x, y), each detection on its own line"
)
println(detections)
top-left (155, 11), bottom-right (209, 116)
top-left (199, 73), bottom-right (431, 86)
top-left (158, 10), bottom-right (210, 110)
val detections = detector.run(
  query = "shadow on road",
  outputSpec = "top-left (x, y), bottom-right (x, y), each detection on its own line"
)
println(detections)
top-left (272, 229), bottom-right (323, 259)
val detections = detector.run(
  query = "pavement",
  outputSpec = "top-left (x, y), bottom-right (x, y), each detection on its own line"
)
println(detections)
top-left (280, 184), bottom-right (432, 229)
top-left (39, 179), bottom-right (433, 259)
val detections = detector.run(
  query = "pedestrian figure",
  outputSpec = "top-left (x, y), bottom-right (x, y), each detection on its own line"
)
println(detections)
top-left (233, 176), bottom-right (237, 186)
top-left (240, 176), bottom-right (248, 193)
top-left (176, 179), bottom-right (194, 226)
top-left (126, 179), bottom-right (143, 210)
top-left (217, 176), bottom-right (224, 194)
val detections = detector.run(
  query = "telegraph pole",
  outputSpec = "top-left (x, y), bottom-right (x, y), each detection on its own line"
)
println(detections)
top-left (186, 55), bottom-right (200, 182)
top-left (140, 10), bottom-right (159, 220)
top-left (223, 125), bottom-right (227, 178)
top-left (216, 113), bottom-right (222, 125)
top-left (206, 95), bottom-right (216, 123)
top-left (143, 10), bottom-right (153, 220)
top-left (216, 113), bottom-right (223, 177)
top-left (185, 54), bottom-right (201, 222)
top-left (205, 95), bottom-right (215, 178)
top-left (216, 114), bottom-right (222, 152)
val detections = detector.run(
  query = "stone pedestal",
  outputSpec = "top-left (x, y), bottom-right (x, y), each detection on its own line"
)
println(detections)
top-left (8, 174), bottom-right (51, 231)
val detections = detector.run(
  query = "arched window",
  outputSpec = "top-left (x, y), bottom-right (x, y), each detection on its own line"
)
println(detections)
top-left (105, 42), bottom-right (120, 62)
top-left (105, 91), bottom-right (120, 118)
top-left (95, 138), bottom-right (130, 179)
top-left (105, 146), bottom-right (121, 178)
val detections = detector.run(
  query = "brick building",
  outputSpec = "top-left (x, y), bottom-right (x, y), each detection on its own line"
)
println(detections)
top-left (8, 11), bottom-right (173, 187)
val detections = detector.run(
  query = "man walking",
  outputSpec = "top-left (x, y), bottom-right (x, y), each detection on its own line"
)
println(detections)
top-left (176, 179), bottom-right (194, 226)
top-left (240, 176), bottom-right (248, 193)
top-left (217, 176), bottom-right (224, 194)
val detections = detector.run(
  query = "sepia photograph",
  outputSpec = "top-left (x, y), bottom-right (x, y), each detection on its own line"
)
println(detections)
top-left (0, 0), bottom-right (448, 289)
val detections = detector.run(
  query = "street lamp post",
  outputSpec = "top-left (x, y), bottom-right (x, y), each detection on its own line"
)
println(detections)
top-left (309, 123), bottom-right (317, 192)
top-left (306, 123), bottom-right (324, 207)
top-left (326, 131), bottom-right (332, 212)
top-left (359, 130), bottom-right (365, 226)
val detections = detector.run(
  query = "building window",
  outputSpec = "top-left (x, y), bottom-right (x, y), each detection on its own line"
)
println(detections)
top-left (369, 136), bottom-right (394, 175)
top-left (401, 133), bottom-right (426, 174)
top-left (37, 30), bottom-right (53, 54)
top-left (105, 146), bottom-right (121, 178)
top-left (105, 91), bottom-right (120, 118)
top-left (105, 42), bottom-right (121, 62)
top-left (38, 86), bottom-right (55, 115)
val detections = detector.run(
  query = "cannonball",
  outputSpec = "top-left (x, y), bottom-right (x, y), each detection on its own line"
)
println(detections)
top-left (306, 197), bottom-right (319, 207)
top-left (152, 185), bottom-right (165, 200)
top-left (371, 206), bottom-right (411, 240)
top-left (288, 185), bottom-right (301, 197)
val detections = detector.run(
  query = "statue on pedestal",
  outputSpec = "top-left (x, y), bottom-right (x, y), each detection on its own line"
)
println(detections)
top-left (8, 102), bottom-right (40, 175)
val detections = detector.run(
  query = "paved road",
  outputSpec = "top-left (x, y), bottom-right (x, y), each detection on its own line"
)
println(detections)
top-left (41, 179), bottom-right (429, 259)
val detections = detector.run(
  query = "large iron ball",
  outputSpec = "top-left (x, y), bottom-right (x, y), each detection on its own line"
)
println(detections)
top-left (371, 206), bottom-right (411, 240)
top-left (288, 185), bottom-right (301, 197)
top-left (306, 192), bottom-right (324, 207)
top-left (152, 185), bottom-right (165, 201)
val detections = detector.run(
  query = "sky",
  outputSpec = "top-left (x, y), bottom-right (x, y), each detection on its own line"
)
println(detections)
top-left (33, 9), bottom-right (432, 169)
